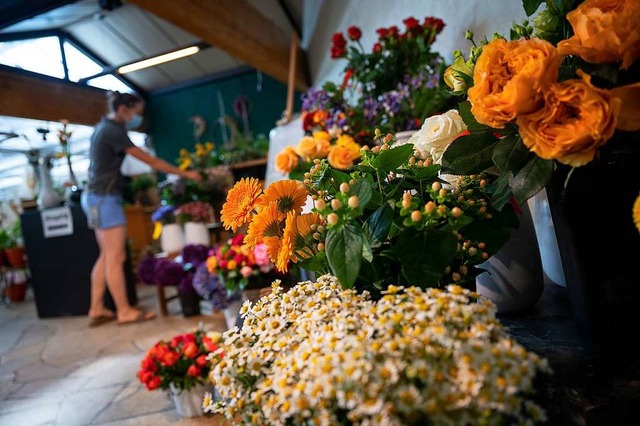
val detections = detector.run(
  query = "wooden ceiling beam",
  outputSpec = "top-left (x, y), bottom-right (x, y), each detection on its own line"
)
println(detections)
top-left (0, 67), bottom-right (108, 126)
top-left (127, 0), bottom-right (309, 92)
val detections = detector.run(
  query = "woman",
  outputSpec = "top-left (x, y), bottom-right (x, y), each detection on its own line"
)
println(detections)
top-left (82, 92), bottom-right (200, 326)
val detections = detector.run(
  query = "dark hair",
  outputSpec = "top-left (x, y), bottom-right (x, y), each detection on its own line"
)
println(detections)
top-left (108, 91), bottom-right (142, 113)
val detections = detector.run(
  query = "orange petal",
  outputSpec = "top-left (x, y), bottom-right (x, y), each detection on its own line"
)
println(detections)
top-left (612, 82), bottom-right (640, 131)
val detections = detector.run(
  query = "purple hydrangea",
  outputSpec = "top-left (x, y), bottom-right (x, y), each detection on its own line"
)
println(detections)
top-left (154, 258), bottom-right (186, 286)
top-left (192, 263), bottom-right (241, 310)
top-left (180, 244), bottom-right (209, 267)
top-left (136, 254), bottom-right (157, 285)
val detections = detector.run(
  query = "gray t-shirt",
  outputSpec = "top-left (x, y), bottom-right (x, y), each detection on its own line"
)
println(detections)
top-left (87, 117), bottom-right (135, 194)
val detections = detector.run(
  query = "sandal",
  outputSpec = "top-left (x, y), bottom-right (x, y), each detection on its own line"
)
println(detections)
top-left (117, 310), bottom-right (156, 326)
top-left (88, 314), bottom-right (116, 328)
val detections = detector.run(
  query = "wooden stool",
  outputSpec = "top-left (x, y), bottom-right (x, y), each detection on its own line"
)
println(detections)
top-left (156, 285), bottom-right (179, 317)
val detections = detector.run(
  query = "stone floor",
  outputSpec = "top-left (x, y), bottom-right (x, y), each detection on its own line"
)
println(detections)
top-left (0, 285), bottom-right (226, 426)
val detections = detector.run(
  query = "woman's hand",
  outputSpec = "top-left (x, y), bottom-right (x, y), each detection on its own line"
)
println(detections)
top-left (182, 170), bottom-right (203, 182)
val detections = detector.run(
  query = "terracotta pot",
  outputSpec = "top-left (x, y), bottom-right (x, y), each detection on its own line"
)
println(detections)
top-left (6, 282), bottom-right (27, 302)
top-left (5, 247), bottom-right (26, 268)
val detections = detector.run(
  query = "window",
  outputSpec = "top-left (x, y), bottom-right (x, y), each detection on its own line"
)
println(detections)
top-left (87, 74), bottom-right (133, 93)
top-left (63, 41), bottom-right (102, 82)
top-left (0, 37), bottom-right (65, 78)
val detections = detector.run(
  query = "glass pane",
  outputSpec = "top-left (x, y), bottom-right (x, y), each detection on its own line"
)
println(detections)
top-left (87, 75), bottom-right (133, 93)
top-left (63, 41), bottom-right (103, 82)
top-left (0, 37), bottom-right (65, 78)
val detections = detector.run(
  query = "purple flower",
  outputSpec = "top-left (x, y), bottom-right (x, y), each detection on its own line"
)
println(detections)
top-left (191, 263), bottom-right (241, 310)
top-left (154, 258), bottom-right (186, 286)
top-left (136, 254), bottom-right (157, 285)
top-left (178, 271), bottom-right (196, 294)
top-left (381, 90), bottom-right (404, 116)
top-left (181, 244), bottom-right (209, 267)
top-left (301, 88), bottom-right (329, 111)
top-left (151, 205), bottom-right (175, 223)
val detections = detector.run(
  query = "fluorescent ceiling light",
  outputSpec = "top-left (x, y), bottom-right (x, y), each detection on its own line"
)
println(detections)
top-left (117, 46), bottom-right (200, 74)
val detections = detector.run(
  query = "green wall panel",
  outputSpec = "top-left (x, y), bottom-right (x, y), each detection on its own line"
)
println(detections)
top-left (147, 71), bottom-right (301, 163)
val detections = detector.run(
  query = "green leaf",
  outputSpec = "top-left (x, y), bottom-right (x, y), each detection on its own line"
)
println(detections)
top-left (288, 161), bottom-right (312, 182)
top-left (371, 144), bottom-right (414, 172)
top-left (394, 230), bottom-right (458, 288)
top-left (441, 132), bottom-right (498, 175)
top-left (411, 164), bottom-right (441, 181)
top-left (462, 206), bottom-right (518, 256)
top-left (362, 238), bottom-right (373, 262)
top-left (509, 156), bottom-right (554, 204)
top-left (492, 134), bottom-right (531, 175)
top-left (362, 202), bottom-right (394, 249)
top-left (523, 0), bottom-right (544, 16)
top-left (488, 173), bottom-right (514, 211)
top-left (457, 101), bottom-right (489, 133)
top-left (349, 179), bottom-right (372, 209)
top-left (297, 251), bottom-right (327, 273)
top-left (325, 222), bottom-right (363, 288)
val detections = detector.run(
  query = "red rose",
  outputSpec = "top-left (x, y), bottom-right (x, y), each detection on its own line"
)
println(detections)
top-left (373, 42), bottom-right (383, 53)
top-left (196, 355), bottom-right (208, 367)
top-left (170, 336), bottom-right (183, 348)
top-left (403, 17), bottom-right (420, 32)
top-left (331, 32), bottom-right (347, 49)
top-left (162, 351), bottom-right (179, 367)
top-left (183, 342), bottom-right (199, 359)
top-left (302, 111), bottom-right (315, 130)
top-left (140, 358), bottom-right (156, 372)
top-left (376, 28), bottom-right (389, 39)
top-left (146, 376), bottom-right (161, 390)
top-left (187, 365), bottom-right (201, 377)
top-left (388, 26), bottom-right (399, 37)
top-left (182, 333), bottom-right (196, 343)
top-left (331, 46), bottom-right (346, 59)
top-left (219, 259), bottom-right (228, 269)
top-left (202, 337), bottom-right (218, 353)
top-left (138, 370), bottom-right (153, 383)
top-left (433, 18), bottom-right (445, 33)
top-left (231, 234), bottom-right (245, 246)
top-left (347, 26), bottom-right (362, 41)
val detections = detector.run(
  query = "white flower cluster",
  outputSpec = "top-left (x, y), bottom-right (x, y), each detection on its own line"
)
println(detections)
top-left (205, 275), bottom-right (550, 425)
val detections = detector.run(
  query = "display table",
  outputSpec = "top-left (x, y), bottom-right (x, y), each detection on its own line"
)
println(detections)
top-left (21, 205), bottom-right (137, 318)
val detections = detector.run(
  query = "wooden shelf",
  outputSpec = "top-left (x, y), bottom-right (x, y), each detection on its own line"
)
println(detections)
top-left (229, 157), bottom-right (268, 169)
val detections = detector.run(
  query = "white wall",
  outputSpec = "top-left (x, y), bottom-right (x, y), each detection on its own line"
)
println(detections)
top-left (303, 0), bottom-right (527, 86)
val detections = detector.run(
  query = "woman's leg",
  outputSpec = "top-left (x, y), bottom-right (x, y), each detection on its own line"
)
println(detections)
top-left (88, 239), bottom-right (112, 318)
top-left (97, 225), bottom-right (154, 322)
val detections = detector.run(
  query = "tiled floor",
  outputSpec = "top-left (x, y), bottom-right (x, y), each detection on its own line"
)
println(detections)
top-left (0, 285), bottom-right (227, 425)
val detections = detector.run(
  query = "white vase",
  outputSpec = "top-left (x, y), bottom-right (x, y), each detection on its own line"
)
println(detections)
top-left (37, 159), bottom-right (63, 210)
top-left (184, 222), bottom-right (210, 246)
top-left (475, 202), bottom-right (544, 314)
top-left (528, 189), bottom-right (566, 287)
top-left (161, 223), bottom-right (185, 254)
top-left (168, 383), bottom-right (207, 418)
top-left (223, 299), bottom-right (243, 329)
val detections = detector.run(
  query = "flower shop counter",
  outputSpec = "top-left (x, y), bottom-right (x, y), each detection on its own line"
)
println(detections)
top-left (21, 205), bottom-right (137, 318)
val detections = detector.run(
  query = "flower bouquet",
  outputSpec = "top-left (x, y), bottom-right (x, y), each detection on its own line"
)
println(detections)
top-left (206, 276), bottom-right (550, 425)
top-left (137, 328), bottom-right (224, 417)
top-left (221, 132), bottom-right (516, 292)
top-left (439, 0), bottom-right (640, 351)
top-left (175, 201), bottom-right (214, 224)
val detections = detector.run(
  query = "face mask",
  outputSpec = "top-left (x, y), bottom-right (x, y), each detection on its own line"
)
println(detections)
top-left (126, 114), bottom-right (143, 130)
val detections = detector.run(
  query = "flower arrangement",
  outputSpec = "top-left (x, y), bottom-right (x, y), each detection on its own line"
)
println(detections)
top-left (205, 276), bottom-right (550, 425)
top-left (56, 119), bottom-right (79, 187)
top-left (205, 233), bottom-right (276, 293)
top-left (192, 262), bottom-right (242, 310)
top-left (299, 16), bottom-right (454, 142)
top-left (275, 131), bottom-right (362, 177)
top-left (221, 132), bottom-right (516, 290)
top-left (440, 0), bottom-right (640, 211)
top-left (137, 328), bottom-right (223, 392)
top-left (175, 201), bottom-right (214, 224)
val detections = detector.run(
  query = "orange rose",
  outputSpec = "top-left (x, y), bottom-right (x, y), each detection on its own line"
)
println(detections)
top-left (297, 135), bottom-right (332, 159)
top-left (327, 145), bottom-right (356, 170)
top-left (275, 146), bottom-right (299, 173)
top-left (335, 134), bottom-right (361, 159)
top-left (297, 136), bottom-right (317, 158)
top-left (468, 38), bottom-right (562, 128)
top-left (557, 0), bottom-right (640, 70)
top-left (517, 71), bottom-right (621, 167)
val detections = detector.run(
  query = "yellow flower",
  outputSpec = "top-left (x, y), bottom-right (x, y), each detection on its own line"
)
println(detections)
top-left (327, 145), bottom-right (356, 170)
top-left (335, 134), bottom-right (361, 159)
top-left (245, 201), bottom-right (285, 249)
top-left (633, 194), bottom-right (640, 233)
top-left (257, 180), bottom-right (308, 215)
top-left (179, 158), bottom-right (191, 171)
top-left (227, 260), bottom-right (237, 270)
top-left (276, 212), bottom-right (322, 272)
top-left (206, 256), bottom-right (218, 273)
top-left (220, 178), bottom-right (263, 232)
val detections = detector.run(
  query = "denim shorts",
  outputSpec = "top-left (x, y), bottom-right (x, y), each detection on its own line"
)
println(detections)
top-left (81, 192), bottom-right (126, 229)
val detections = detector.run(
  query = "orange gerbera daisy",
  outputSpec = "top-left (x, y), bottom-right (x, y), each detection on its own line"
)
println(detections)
top-left (263, 236), bottom-right (282, 264)
top-left (220, 177), bottom-right (263, 232)
top-left (257, 180), bottom-right (308, 215)
top-left (245, 201), bottom-right (285, 249)
top-left (276, 212), bottom-right (323, 272)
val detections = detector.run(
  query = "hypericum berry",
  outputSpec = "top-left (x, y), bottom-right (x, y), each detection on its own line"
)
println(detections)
top-left (432, 182), bottom-right (442, 191)
top-left (340, 182), bottom-right (350, 194)
top-left (480, 179), bottom-right (487, 188)
top-left (348, 196), bottom-right (359, 208)
top-left (383, 133), bottom-right (393, 143)
top-left (459, 265), bottom-right (468, 275)
top-left (303, 179), bottom-right (311, 185)
top-left (439, 188), bottom-right (447, 198)
top-left (361, 145), bottom-right (370, 151)
top-left (452, 272), bottom-right (461, 282)
top-left (310, 224), bottom-right (317, 231)
top-left (411, 210), bottom-right (422, 222)
top-left (304, 172), bottom-right (311, 178)
top-left (437, 205), bottom-right (447, 215)
top-left (424, 158), bottom-right (433, 166)
top-left (313, 232), bottom-right (321, 240)
top-left (317, 243), bottom-right (325, 251)
top-left (478, 242), bottom-right (486, 249)
top-left (409, 157), bottom-right (416, 165)
top-left (331, 199), bottom-right (342, 210)
top-left (317, 225), bottom-right (325, 233)
top-left (451, 207), bottom-right (463, 218)
top-left (374, 128), bottom-right (382, 137)
top-left (380, 144), bottom-right (390, 151)
top-left (327, 213), bottom-right (339, 225)
top-left (372, 146), bottom-right (380, 154)
top-left (424, 201), bottom-right (436, 214)
top-left (313, 159), bottom-right (321, 165)
top-left (349, 179), bottom-right (356, 186)
top-left (481, 252), bottom-right (489, 259)
top-left (468, 247), bottom-right (478, 256)
top-left (315, 199), bottom-right (326, 210)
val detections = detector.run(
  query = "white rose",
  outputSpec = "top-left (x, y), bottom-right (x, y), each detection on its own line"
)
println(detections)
top-left (405, 110), bottom-right (467, 164)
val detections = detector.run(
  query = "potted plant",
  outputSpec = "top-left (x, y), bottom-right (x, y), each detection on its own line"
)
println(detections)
top-left (137, 328), bottom-right (223, 418)
top-left (3, 220), bottom-right (26, 269)
top-left (5, 268), bottom-right (28, 303)
top-left (175, 201), bottom-right (214, 247)
top-left (151, 205), bottom-right (184, 254)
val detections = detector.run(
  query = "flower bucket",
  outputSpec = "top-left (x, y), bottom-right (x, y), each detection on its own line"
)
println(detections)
top-left (4, 247), bottom-right (26, 268)
top-left (529, 189), bottom-right (565, 287)
top-left (223, 299), bottom-right (243, 329)
top-left (179, 291), bottom-right (201, 317)
top-left (184, 222), bottom-right (210, 247)
top-left (6, 282), bottom-right (27, 303)
top-left (475, 202), bottom-right (544, 314)
top-left (160, 223), bottom-right (184, 254)
top-left (168, 383), bottom-right (207, 418)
